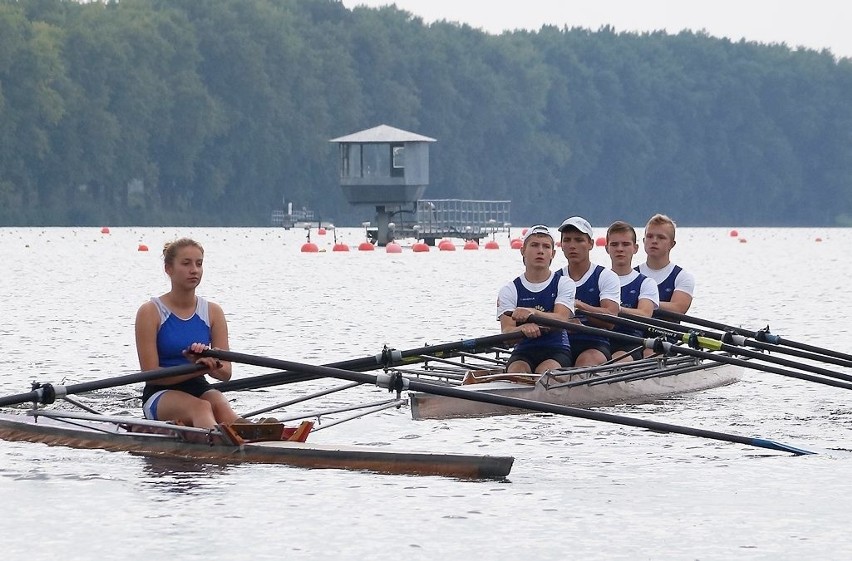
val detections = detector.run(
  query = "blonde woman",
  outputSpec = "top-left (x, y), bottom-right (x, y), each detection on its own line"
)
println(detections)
top-left (135, 238), bottom-right (240, 428)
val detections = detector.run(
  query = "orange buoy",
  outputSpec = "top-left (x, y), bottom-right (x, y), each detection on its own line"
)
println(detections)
top-left (358, 241), bottom-right (375, 251)
top-left (438, 240), bottom-right (456, 251)
top-left (386, 242), bottom-right (402, 253)
top-left (332, 243), bottom-right (350, 252)
top-left (101, 227), bottom-right (110, 234)
top-left (301, 242), bottom-right (319, 252)
top-left (137, 244), bottom-right (148, 252)
top-left (412, 242), bottom-right (430, 252)
top-left (510, 238), bottom-right (523, 249)
top-left (484, 240), bottom-right (500, 250)
top-left (317, 227), bottom-right (327, 235)
top-left (595, 236), bottom-right (606, 247)
top-left (463, 240), bottom-right (479, 250)
top-left (729, 229), bottom-right (739, 237)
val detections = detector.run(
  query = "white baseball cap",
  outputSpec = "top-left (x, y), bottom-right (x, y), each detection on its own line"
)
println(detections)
top-left (557, 216), bottom-right (594, 238)
top-left (522, 224), bottom-right (554, 244)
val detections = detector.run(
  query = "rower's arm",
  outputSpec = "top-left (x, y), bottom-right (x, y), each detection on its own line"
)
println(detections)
top-left (578, 299), bottom-right (619, 329)
top-left (660, 290), bottom-right (693, 314)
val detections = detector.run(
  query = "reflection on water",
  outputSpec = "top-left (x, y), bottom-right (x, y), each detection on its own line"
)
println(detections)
top-left (136, 454), bottom-right (234, 494)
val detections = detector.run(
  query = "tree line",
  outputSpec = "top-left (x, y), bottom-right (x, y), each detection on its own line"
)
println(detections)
top-left (1, 0), bottom-right (851, 227)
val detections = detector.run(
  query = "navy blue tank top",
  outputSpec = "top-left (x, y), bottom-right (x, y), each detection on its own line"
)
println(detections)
top-left (615, 273), bottom-right (647, 337)
top-left (513, 274), bottom-right (570, 351)
top-left (558, 265), bottom-right (610, 347)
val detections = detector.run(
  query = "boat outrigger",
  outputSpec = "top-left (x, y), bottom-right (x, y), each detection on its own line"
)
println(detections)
top-left (407, 353), bottom-right (742, 420)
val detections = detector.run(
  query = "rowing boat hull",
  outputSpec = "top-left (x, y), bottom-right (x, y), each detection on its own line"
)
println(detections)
top-left (0, 413), bottom-right (513, 479)
top-left (410, 359), bottom-right (742, 420)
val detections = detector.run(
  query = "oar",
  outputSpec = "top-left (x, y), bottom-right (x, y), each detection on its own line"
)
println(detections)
top-left (0, 363), bottom-right (206, 408)
top-left (618, 310), bottom-right (852, 370)
top-left (199, 348), bottom-right (815, 456)
top-left (656, 309), bottom-right (852, 364)
top-left (524, 315), bottom-right (852, 391)
top-left (213, 332), bottom-right (523, 393)
top-left (582, 309), bottom-right (852, 384)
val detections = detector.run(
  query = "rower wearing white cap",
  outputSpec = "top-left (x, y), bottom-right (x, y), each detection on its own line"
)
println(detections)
top-left (497, 225), bottom-right (576, 374)
top-left (556, 216), bottom-right (621, 367)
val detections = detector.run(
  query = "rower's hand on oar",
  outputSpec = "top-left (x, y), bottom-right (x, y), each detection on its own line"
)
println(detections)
top-left (184, 343), bottom-right (225, 377)
top-left (505, 309), bottom-right (546, 338)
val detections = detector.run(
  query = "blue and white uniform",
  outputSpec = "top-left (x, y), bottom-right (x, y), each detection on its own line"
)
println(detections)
top-left (142, 296), bottom-right (213, 420)
top-left (614, 270), bottom-right (659, 337)
top-left (636, 263), bottom-right (695, 303)
top-left (557, 264), bottom-right (620, 356)
top-left (497, 272), bottom-right (575, 368)
top-left (611, 270), bottom-right (659, 358)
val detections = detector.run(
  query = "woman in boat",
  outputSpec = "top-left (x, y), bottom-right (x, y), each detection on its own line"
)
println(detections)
top-left (135, 238), bottom-right (240, 429)
top-left (497, 225), bottom-right (575, 374)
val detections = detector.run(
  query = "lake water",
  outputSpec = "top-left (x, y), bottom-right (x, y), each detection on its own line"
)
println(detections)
top-left (1, 226), bottom-right (851, 560)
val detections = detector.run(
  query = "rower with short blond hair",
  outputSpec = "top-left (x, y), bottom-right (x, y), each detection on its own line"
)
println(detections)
top-left (637, 214), bottom-right (695, 314)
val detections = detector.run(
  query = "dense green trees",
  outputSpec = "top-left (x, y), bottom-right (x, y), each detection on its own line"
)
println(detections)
top-left (1, 0), bottom-right (850, 226)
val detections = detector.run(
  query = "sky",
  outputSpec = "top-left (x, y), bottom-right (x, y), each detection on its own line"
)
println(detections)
top-left (341, 0), bottom-right (852, 60)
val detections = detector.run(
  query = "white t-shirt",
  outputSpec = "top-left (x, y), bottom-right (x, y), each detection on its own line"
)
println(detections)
top-left (496, 271), bottom-right (575, 319)
top-left (637, 262), bottom-right (696, 297)
top-left (560, 264), bottom-right (621, 306)
top-left (618, 269), bottom-right (660, 309)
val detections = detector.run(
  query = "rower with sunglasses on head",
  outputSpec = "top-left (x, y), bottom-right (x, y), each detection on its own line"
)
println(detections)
top-left (497, 225), bottom-right (576, 374)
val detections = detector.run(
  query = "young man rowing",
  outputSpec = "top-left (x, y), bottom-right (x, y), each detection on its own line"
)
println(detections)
top-left (636, 213), bottom-right (695, 314)
top-left (557, 216), bottom-right (621, 367)
top-left (605, 221), bottom-right (659, 361)
top-left (497, 225), bottom-right (575, 374)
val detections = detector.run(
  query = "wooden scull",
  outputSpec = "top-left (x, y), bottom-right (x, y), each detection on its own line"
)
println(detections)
top-left (0, 410), bottom-right (514, 479)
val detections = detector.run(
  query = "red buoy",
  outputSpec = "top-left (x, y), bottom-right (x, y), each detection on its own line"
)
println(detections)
top-left (332, 243), bottom-right (350, 252)
top-left (463, 240), bottom-right (479, 250)
top-left (595, 236), bottom-right (606, 247)
top-left (510, 238), bottom-right (523, 249)
top-left (358, 241), bottom-right (375, 251)
top-left (101, 227), bottom-right (110, 234)
top-left (438, 240), bottom-right (456, 251)
top-left (386, 242), bottom-right (402, 253)
top-left (412, 242), bottom-right (430, 252)
top-left (301, 242), bottom-right (319, 253)
top-left (729, 229), bottom-right (739, 237)
top-left (317, 227), bottom-right (327, 235)
top-left (484, 240), bottom-right (500, 250)
top-left (137, 244), bottom-right (148, 252)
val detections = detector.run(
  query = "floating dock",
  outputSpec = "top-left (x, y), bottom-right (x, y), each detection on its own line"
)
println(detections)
top-left (366, 199), bottom-right (511, 245)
